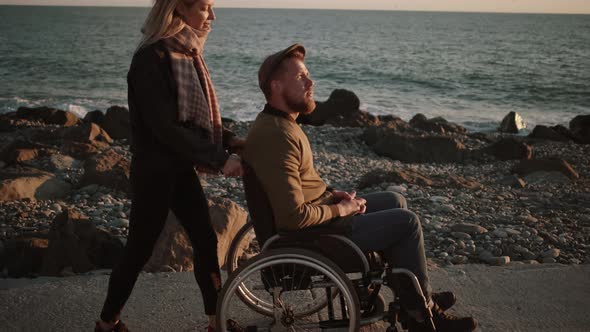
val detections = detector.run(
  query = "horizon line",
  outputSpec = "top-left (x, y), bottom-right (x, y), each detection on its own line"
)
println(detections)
top-left (1, 4), bottom-right (589, 15)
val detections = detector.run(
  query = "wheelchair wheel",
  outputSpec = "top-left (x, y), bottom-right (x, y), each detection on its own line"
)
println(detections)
top-left (217, 248), bottom-right (360, 331)
top-left (225, 223), bottom-right (339, 318)
top-left (226, 222), bottom-right (259, 274)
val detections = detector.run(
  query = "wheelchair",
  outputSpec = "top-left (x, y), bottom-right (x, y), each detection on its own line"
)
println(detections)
top-left (216, 164), bottom-right (435, 331)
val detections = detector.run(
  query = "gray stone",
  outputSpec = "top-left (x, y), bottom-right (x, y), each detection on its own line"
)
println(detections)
top-left (478, 250), bottom-right (494, 261)
top-left (493, 229), bottom-right (509, 238)
top-left (79, 184), bottom-right (99, 194)
top-left (48, 154), bottom-right (76, 171)
top-left (541, 248), bottom-right (560, 259)
top-left (505, 228), bottom-right (521, 236)
top-left (492, 247), bottom-right (503, 256)
top-left (50, 203), bottom-right (62, 213)
top-left (451, 223), bottom-right (488, 235)
top-left (430, 196), bottom-right (450, 203)
top-left (451, 255), bottom-right (469, 264)
top-left (541, 257), bottom-right (557, 264)
top-left (498, 111), bottom-right (526, 133)
top-left (111, 218), bottom-right (129, 228)
top-left (438, 205), bottom-right (456, 213)
top-left (451, 232), bottom-right (472, 240)
top-left (446, 245), bottom-right (456, 254)
top-left (521, 214), bottom-right (539, 224)
top-left (522, 250), bottom-right (537, 260)
top-left (524, 171), bottom-right (571, 185)
top-left (386, 185), bottom-right (406, 193)
top-left (487, 256), bottom-right (511, 266)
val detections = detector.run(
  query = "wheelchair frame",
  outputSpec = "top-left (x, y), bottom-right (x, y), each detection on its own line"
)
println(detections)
top-left (217, 221), bottom-right (435, 332)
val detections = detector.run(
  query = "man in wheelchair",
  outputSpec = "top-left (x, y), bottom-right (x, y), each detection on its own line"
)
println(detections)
top-left (241, 44), bottom-right (478, 332)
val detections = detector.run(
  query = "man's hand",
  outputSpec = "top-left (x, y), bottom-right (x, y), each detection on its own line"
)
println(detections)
top-left (332, 189), bottom-right (355, 203)
top-left (222, 154), bottom-right (243, 177)
top-left (336, 196), bottom-right (367, 217)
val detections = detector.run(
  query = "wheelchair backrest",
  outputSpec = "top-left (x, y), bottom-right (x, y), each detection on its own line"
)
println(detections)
top-left (242, 161), bottom-right (277, 246)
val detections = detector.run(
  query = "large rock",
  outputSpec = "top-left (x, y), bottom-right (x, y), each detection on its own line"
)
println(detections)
top-left (523, 171), bottom-right (572, 184)
top-left (208, 196), bottom-right (249, 268)
top-left (79, 149), bottom-right (130, 192)
top-left (569, 114), bottom-right (590, 144)
top-left (498, 111), bottom-right (526, 133)
top-left (0, 140), bottom-right (58, 165)
top-left (0, 167), bottom-right (72, 201)
top-left (409, 114), bottom-right (467, 134)
top-left (83, 110), bottom-right (106, 125)
top-left (143, 212), bottom-right (193, 273)
top-left (366, 129), bottom-right (466, 163)
top-left (47, 154), bottom-right (77, 171)
top-left (62, 122), bottom-right (113, 144)
top-left (41, 209), bottom-right (124, 276)
top-left (60, 122), bottom-right (112, 159)
top-left (528, 125), bottom-right (572, 142)
top-left (102, 106), bottom-right (130, 140)
top-left (3, 236), bottom-right (49, 277)
top-left (376, 115), bottom-right (413, 132)
top-left (61, 141), bottom-right (108, 160)
top-left (483, 138), bottom-right (532, 161)
top-left (144, 197), bottom-right (248, 272)
top-left (358, 168), bottom-right (434, 189)
top-left (297, 89), bottom-right (380, 127)
top-left (15, 106), bottom-right (79, 127)
top-left (512, 159), bottom-right (579, 180)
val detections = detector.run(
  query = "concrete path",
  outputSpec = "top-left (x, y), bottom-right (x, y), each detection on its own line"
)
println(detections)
top-left (1, 263), bottom-right (589, 331)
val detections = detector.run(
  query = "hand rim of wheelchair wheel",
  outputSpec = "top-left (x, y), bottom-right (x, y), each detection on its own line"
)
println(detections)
top-left (226, 222), bottom-right (341, 318)
top-left (217, 248), bottom-right (361, 332)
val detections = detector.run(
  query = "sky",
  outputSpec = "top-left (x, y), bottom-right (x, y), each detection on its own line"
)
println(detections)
top-left (1, 0), bottom-right (590, 14)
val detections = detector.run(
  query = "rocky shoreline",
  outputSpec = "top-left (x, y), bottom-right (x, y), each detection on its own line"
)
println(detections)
top-left (1, 89), bottom-right (589, 278)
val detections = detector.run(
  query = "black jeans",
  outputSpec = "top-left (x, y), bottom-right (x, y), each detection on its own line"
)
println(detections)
top-left (350, 191), bottom-right (430, 304)
top-left (100, 168), bottom-right (220, 322)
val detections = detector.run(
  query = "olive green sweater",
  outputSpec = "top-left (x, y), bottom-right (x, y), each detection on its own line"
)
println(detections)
top-left (244, 106), bottom-right (341, 232)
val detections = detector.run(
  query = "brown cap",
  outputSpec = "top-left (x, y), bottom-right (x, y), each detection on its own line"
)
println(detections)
top-left (258, 43), bottom-right (306, 94)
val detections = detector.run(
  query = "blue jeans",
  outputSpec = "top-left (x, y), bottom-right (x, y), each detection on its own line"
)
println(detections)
top-left (349, 191), bottom-right (430, 300)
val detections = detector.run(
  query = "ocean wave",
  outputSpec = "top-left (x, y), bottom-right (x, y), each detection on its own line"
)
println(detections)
top-left (0, 96), bottom-right (127, 118)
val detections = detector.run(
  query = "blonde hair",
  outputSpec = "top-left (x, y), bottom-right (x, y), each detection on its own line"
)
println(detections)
top-left (137, 0), bottom-right (194, 51)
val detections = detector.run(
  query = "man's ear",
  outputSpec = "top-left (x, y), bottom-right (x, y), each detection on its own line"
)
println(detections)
top-left (270, 79), bottom-right (282, 95)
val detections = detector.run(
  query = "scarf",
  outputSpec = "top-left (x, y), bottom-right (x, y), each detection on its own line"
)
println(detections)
top-left (163, 23), bottom-right (222, 145)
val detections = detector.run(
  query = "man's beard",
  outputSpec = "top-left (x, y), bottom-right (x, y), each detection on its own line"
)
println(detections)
top-left (283, 90), bottom-right (316, 114)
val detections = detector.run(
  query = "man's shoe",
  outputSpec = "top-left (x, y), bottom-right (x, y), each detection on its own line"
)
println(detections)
top-left (431, 303), bottom-right (478, 332)
top-left (431, 291), bottom-right (456, 311)
top-left (94, 320), bottom-right (130, 332)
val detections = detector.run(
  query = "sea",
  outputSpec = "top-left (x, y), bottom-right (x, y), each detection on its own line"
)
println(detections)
top-left (1, 6), bottom-right (589, 132)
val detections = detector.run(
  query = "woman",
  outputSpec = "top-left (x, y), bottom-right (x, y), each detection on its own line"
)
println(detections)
top-left (95, 0), bottom-right (243, 331)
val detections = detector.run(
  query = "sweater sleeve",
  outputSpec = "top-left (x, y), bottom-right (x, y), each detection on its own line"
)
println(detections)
top-left (247, 132), bottom-right (338, 231)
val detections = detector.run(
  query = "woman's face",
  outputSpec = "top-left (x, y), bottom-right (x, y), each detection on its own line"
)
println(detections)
top-left (176, 0), bottom-right (216, 31)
